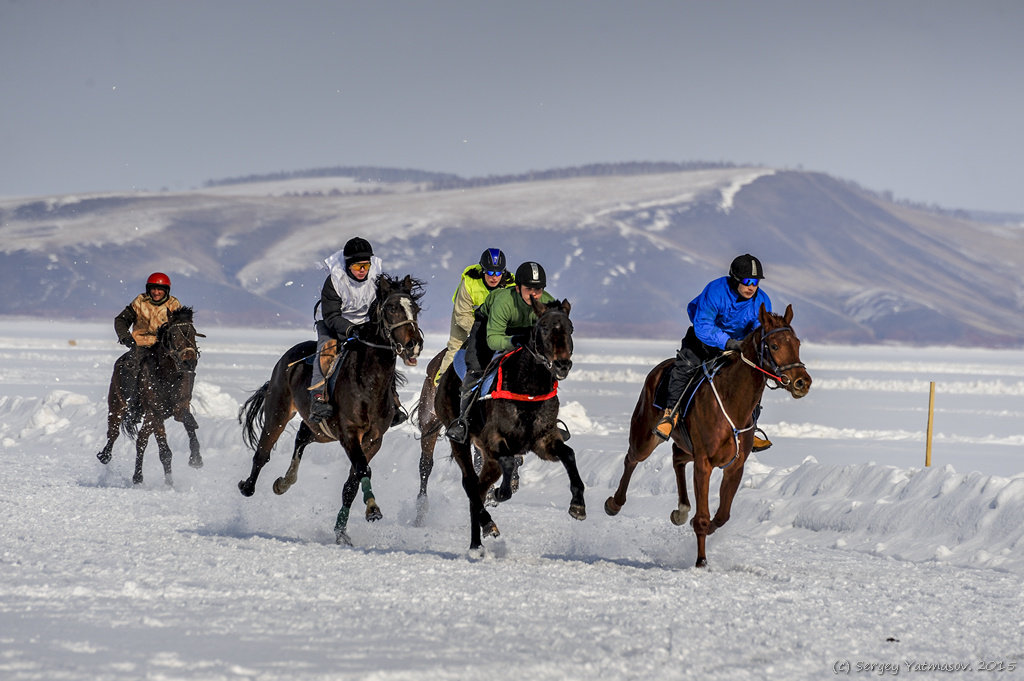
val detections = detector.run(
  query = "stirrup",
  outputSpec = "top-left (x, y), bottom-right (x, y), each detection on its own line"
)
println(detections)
top-left (391, 405), bottom-right (409, 427)
top-left (446, 418), bottom-right (469, 444)
top-left (653, 412), bottom-right (676, 442)
top-left (752, 427), bottom-right (772, 452)
top-left (309, 392), bottom-right (332, 423)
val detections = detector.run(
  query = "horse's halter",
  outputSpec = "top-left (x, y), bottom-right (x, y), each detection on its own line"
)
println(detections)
top-left (371, 292), bottom-right (422, 359)
top-left (752, 325), bottom-right (805, 391)
top-left (161, 321), bottom-right (203, 373)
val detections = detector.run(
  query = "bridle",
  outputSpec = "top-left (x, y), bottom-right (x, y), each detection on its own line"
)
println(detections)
top-left (160, 321), bottom-right (203, 373)
top-left (360, 292), bottom-right (421, 360)
top-left (522, 308), bottom-right (573, 377)
top-left (739, 325), bottom-right (806, 391)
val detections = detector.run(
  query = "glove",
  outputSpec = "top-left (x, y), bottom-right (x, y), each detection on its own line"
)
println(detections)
top-left (509, 334), bottom-right (529, 348)
top-left (119, 335), bottom-right (137, 349)
top-left (343, 322), bottom-right (363, 339)
top-left (725, 338), bottom-right (742, 351)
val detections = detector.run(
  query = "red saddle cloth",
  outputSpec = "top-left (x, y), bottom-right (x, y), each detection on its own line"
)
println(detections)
top-left (488, 348), bottom-right (558, 402)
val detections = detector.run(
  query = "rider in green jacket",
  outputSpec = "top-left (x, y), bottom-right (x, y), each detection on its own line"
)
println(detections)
top-left (445, 261), bottom-right (554, 443)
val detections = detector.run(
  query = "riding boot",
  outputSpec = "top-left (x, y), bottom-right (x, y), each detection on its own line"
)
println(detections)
top-left (446, 372), bottom-right (481, 444)
top-left (653, 408), bottom-right (678, 441)
top-left (654, 352), bottom-right (699, 441)
top-left (308, 335), bottom-right (333, 424)
top-left (751, 402), bottom-right (772, 451)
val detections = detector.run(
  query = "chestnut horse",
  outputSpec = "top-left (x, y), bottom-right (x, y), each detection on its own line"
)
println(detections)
top-left (237, 274), bottom-right (424, 545)
top-left (605, 303), bottom-right (811, 568)
top-left (435, 298), bottom-right (583, 553)
top-left (96, 306), bottom-right (204, 486)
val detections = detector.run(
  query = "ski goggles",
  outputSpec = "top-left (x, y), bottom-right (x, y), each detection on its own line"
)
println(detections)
top-left (483, 269), bottom-right (504, 277)
top-left (737, 277), bottom-right (761, 287)
top-left (348, 262), bottom-right (371, 273)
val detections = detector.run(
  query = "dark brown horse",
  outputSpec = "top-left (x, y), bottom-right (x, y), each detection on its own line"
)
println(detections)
top-left (435, 298), bottom-right (583, 553)
top-left (605, 303), bottom-right (811, 568)
top-left (238, 274), bottom-right (424, 546)
top-left (96, 306), bottom-right (204, 486)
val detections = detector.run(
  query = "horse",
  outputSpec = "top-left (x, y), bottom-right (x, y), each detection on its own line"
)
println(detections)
top-left (435, 297), bottom-right (584, 553)
top-left (96, 306), bottom-right (204, 486)
top-left (237, 274), bottom-right (425, 546)
top-left (413, 349), bottom-right (524, 526)
top-left (604, 303), bottom-right (811, 568)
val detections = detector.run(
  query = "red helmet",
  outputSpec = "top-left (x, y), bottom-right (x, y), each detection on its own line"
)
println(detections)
top-left (146, 272), bottom-right (171, 289)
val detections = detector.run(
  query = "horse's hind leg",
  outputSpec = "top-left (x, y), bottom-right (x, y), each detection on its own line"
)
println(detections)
top-left (605, 434), bottom-right (658, 516)
top-left (238, 411), bottom-right (291, 497)
top-left (133, 418), bottom-right (156, 486)
top-left (414, 416), bottom-right (440, 526)
top-left (669, 444), bottom-right (692, 526)
top-left (709, 459), bottom-right (745, 534)
top-left (273, 421), bottom-right (315, 495)
top-left (153, 420), bottom-right (174, 487)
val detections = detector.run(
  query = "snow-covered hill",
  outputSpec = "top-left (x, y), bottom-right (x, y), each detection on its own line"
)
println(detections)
top-left (2, 166), bottom-right (1024, 345)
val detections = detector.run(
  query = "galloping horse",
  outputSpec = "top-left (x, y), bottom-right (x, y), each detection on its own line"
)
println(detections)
top-left (96, 306), bottom-right (204, 486)
top-left (435, 298), bottom-right (584, 552)
top-left (605, 303), bottom-right (811, 568)
top-left (238, 274), bottom-right (424, 546)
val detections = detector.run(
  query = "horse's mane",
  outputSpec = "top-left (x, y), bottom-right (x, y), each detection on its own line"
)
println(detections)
top-left (374, 273), bottom-right (426, 304)
top-left (156, 306), bottom-right (195, 344)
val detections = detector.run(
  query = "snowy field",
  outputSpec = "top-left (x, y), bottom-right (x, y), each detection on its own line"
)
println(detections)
top-left (1, 320), bottom-right (1022, 680)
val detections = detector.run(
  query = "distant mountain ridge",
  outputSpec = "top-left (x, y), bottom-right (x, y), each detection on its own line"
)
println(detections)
top-left (2, 165), bottom-right (1022, 347)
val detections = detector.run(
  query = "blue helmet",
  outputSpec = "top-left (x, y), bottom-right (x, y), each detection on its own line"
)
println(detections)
top-left (479, 248), bottom-right (507, 273)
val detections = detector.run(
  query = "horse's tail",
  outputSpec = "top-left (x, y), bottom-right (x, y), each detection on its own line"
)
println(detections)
top-left (120, 399), bottom-right (143, 439)
top-left (239, 382), bottom-right (270, 451)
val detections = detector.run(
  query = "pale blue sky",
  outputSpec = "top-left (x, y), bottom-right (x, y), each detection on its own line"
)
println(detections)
top-left (3, 0), bottom-right (1023, 212)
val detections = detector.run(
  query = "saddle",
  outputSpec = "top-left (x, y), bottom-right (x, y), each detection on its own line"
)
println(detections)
top-left (653, 355), bottom-right (731, 450)
top-left (452, 348), bottom-right (558, 402)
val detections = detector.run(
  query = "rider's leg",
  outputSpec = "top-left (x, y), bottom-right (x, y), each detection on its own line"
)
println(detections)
top-left (751, 402), bottom-right (772, 451)
top-left (654, 330), bottom-right (704, 441)
top-left (309, 321), bottom-right (334, 423)
top-left (446, 322), bottom-right (485, 444)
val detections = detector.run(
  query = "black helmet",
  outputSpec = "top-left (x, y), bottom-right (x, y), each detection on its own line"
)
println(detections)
top-left (479, 248), bottom-right (506, 273)
top-left (729, 254), bottom-right (764, 281)
top-left (343, 237), bottom-right (374, 266)
top-left (515, 261), bottom-right (546, 289)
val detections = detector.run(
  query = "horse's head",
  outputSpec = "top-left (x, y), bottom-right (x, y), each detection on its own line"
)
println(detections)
top-left (756, 303), bottom-right (811, 398)
top-left (374, 274), bottom-right (425, 366)
top-left (156, 306), bottom-right (204, 373)
top-left (530, 298), bottom-right (574, 380)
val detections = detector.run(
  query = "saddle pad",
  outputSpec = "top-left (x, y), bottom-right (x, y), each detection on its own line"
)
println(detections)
top-left (452, 348), bottom-right (498, 395)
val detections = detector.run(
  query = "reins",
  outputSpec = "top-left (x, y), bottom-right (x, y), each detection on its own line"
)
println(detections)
top-left (709, 323), bottom-right (804, 468)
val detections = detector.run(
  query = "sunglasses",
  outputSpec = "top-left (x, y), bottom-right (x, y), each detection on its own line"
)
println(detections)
top-left (349, 262), bottom-right (371, 273)
top-left (737, 277), bottom-right (760, 287)
top-left (483, 269), bottom-right (504, 277)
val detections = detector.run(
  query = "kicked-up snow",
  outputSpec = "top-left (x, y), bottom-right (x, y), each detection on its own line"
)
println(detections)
top-left (1, 321), bottom-right (1022, 680)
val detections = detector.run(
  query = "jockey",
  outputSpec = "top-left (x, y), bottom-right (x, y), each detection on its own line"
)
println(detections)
top-left (653, 254), bottom-right (774, 450)
top-left (435, 248), bottom-right (516, 386)
top-left (113, 272), bottom-right (183, 403)
top-left (309, 236), bottom-right (406, 426)
top-left (445, 261), bottom-right (555, 444)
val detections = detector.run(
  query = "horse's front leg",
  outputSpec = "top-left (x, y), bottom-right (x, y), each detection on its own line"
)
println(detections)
top-left (176, 410), bottom-right (202, 469)
top-left (709, 459), bottom-right (746, 534)
top-left (669, 444), bottom-right (692, 526)
top-left (333, 432), bottom-right (379, 545)
top-left (133, 417), bottom-right (156, 486)
top-left (97, 406), bottom-right (122, 465)
top-left (690, 453), bottom-right (713, 568)
top-left (537, 436), bottom-right (586, 520)
top-left (451, 439), bottom-right (496, 553)
top-left (334, 467), bottom-right (362, 546)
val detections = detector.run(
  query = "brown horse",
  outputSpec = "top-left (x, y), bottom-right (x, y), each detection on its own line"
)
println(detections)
top-left (605, 303), bottom-right (811, 568)
top-left (96, 306), bottom-right (204, 486)
top-left (435, 298), bottom-right (583, 553)
top-left (237, 274), bottom-right (424, 546)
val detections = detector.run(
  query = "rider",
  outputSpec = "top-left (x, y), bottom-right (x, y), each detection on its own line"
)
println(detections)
top-left (435, 248), bottom-right (516, 385)
top-left (445, 261), bottom-right (555, 444)
top-left (113, 272), bottom-right (183, 403)
top-left (309, 236), bottom-right (407, 426)
top-left (653, 254), bottom-right (773, 450)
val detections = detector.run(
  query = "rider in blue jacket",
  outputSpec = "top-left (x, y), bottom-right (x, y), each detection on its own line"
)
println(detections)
top-left (654, 254), bottom-right (773, 450)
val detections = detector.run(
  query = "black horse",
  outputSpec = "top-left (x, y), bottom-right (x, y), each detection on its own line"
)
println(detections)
top-left (434, 298), bottom-right (584, 553)
top-left (238, 274), bottom-right (425, 545)
top-left (96, 306), bottom-right (204, 486)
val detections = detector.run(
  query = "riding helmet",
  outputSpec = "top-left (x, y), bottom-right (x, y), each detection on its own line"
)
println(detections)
top-left (146, 272), bottom-right (171, 293)
top-left (729, 254), bottom-right (765, 281)
top-left (343, 237), bottom-right (374, 266)
top-left (515, 261), bottom-right (546, 289)
top-left (479, 248), bottom-right (506, 273)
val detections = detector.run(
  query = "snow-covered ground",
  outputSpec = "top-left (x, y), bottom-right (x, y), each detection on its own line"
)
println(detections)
top-left (1, 320), bottom-right (1022, 680)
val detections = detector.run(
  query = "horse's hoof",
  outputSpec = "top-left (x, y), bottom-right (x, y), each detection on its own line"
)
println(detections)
top-left (604, 497), bottom-right (622, 516)
top-left (365, 504), bottom-right (382, 522)
top-left (96, 451), bottom-right (111, 465)
top-left (494, 486), bottom-right (512, 503)
top-left (569, 504), bottom-right (587, 521)
top-left (188, 455), bottom-right (203, 469)
top-left (413, 495), bottom-right (429, 527)
top-left (467, 546), bottom-right (485, 560)
top-left (695, 558), bottom-right (708, 569)
top-left (670, 507), bottom-right (691, 526)
top-left (163, 475), bottom-right (174, 488)
top-left (272, 478), bottom-right (289, 495)
top-left (238, 480), bottom-right (255, 497)
top-left (335, 530), bottom-right (353, 546)
top-left (484, 488), bottom-right (498, 508)
top-left (482, 520), bottom-right (500, 538)
top-left (132, 473), bottom-right (143, 486)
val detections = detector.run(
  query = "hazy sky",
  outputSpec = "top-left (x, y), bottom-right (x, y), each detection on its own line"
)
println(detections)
top-left (3, 0), bottom-right (1023, 212)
